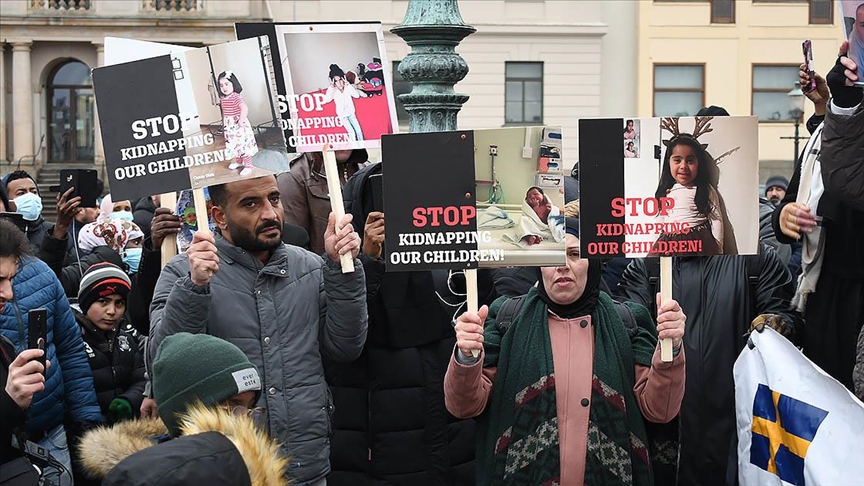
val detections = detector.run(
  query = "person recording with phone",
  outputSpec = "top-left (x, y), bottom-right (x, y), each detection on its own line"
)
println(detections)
top-left (0, 218), bottom-right (103, 486)
top-left (773, 40), bottom-right (864, 391)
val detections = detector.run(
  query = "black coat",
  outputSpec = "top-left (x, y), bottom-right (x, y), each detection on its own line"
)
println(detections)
top-left (615, 244), bottom-right (800, 486)
top-left (133, 196), bottom-right (157, 240)
top-left (73, 309), bottom-right (146, 419)
top-left (324, 164), bottom-right (476, 485)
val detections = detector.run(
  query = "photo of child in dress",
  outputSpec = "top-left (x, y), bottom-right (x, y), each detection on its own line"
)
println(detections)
top-left (218, 70), bottom-right (260, 176)
top-left (177, 37), bottom-right (288, 189)
top-left (322, 64), bottom-right (368, 142)
top-left (841, 1), bottom-right (864, 85)
top-left (624, 119), bottom-right (638, 140)
top-left (624, 141), bottom-right (639, 158)
top-left (648, 117), bottom-right (738, 256)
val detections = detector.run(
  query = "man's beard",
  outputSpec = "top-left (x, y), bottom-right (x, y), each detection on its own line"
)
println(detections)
top-left (769, 196), bottom-right (781, 207)
top-left (226, 218), bottom-right (283, 252)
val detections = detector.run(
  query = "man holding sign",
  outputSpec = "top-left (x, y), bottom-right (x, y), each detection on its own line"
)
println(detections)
top-left (444, 220), bottom-right (686, 486)
top-left (148, 175), bottom-right (367, 485)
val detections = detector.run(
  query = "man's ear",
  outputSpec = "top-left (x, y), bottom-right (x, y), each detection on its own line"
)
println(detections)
top-left (211, 204), bottom-right (228, 231)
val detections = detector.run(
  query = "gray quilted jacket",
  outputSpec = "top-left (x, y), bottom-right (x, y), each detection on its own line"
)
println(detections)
top-left (148, 234), bottom-right (367, 484)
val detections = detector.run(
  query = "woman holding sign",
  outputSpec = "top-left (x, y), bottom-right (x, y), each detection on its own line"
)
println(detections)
top-left (444, 220), bottom-right (686, 486)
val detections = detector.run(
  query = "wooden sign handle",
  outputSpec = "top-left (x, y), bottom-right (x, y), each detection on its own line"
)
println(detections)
top-left (159, 192), bottom-right (177, 268)
top-left (659, 256), bottom-right (674, 362)
top-left (322, 145), bottom-right (355, 273)
top-left (465, 268), bottom-right (480, 358)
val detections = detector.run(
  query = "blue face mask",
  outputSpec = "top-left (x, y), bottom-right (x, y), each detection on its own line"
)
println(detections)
top-left (123, 248), bottom-right (142, 274)
top-left (13, 192), bottom-right (43, 222)
top-left (110, 211), bottom-right (134, 222)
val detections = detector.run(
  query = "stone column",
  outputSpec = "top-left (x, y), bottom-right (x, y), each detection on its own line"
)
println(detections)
top-left (93, 42), bottom-right (105, 164)
top-left (11, 41), bottom-right (34, 165)
top-left (0, 43), bottom-right (7, 164)
top-left (390, 0), bottom-right (475, 133)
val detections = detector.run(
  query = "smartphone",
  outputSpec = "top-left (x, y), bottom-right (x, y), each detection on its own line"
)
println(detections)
top-left (802, 40), bottom-right (816, 93)
top-left (48, 169), bottom-right (99, 208)
top-left (27, 309), bottom-right (48, 371)
top-left (368, 173), bottom-right (384, 214)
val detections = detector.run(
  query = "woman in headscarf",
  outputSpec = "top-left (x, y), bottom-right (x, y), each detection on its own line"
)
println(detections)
top-left (444, 219), bottom-right (687, 486)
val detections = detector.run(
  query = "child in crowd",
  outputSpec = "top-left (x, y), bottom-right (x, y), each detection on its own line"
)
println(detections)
top-left (79, 333), bottom-right (288, 486)
top-left (218, 70), bottom-right (259, 177)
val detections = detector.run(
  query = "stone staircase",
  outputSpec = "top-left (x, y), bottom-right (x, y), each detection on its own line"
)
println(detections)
top-left (35, 164), bottom-right (102, 222)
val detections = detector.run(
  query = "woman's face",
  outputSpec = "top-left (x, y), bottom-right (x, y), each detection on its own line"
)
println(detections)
top-left (540, 234), bottom-right (589, 305)
top-left (670, 144), bottom-right (699, 187)
top-left (112, 200), bottom-right (132, 213)
top-left (333, 76), bottom-right (345, 90)
top-left (219, 77), bottom-right (233, 96)
top-left (626, 120), bottom-right (634, 130)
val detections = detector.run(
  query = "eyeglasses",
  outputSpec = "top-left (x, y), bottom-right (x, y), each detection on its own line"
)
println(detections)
top-left (218, 405), bottom-right (266, 424)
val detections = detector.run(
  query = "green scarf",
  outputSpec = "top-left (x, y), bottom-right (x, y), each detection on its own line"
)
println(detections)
top-left (478, 290), bottom-right (657, 486)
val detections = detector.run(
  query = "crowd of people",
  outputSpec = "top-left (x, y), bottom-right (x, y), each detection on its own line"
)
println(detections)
top-left (0, 44), bottom-right (862, 486)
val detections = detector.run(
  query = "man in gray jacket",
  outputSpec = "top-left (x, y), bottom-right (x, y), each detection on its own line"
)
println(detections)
top-left (148, 176), bottom-right (367, 485)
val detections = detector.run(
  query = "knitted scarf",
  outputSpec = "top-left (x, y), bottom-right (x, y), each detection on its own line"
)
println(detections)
top-left (478, 290), bottom-right (656, 486)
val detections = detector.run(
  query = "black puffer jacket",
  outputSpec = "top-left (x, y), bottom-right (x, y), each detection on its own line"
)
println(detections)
top-left (324, 164), bottom-right (475, 485)
top-left (72, 308), bottom-right (146, 420)
top-left (615, 244), bottom-right (800, 486)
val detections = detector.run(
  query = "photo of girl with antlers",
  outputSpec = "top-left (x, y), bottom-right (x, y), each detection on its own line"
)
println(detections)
top-left (648, 116), bottom-right (738, 256)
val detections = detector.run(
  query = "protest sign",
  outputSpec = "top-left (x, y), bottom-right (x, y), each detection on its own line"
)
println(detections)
top-left (840, 1), bottom-right (864, 86)
top-left (237, 22), bottom-right (398, 153)
top-left (382, 126), bottom-right (567, 272)
top-left (579, 116), bottom-right (758, 259)
top-left (93, 36), bottom-right (289, 202)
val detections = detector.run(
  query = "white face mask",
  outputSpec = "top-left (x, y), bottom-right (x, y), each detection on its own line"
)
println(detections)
top-left (13, 192), bottom-right (43, 222)
top-left (110, 211), bottom-right (134, 222)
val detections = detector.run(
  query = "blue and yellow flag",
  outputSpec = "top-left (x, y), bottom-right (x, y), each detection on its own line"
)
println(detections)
top-left (750, 384), bottom-right (828, 485)
top-left (735, 328), bottom-right (864, 485)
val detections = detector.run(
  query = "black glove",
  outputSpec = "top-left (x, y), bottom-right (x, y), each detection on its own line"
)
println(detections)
top-left (749, 314), bottom-right (794, 340)
top-left (825, 55), bottom-right (864, 108)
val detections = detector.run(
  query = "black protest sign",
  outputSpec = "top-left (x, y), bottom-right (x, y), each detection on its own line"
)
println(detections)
top-left (93, 36), bottom-right (289, 202)
top-left (93, 56), bottom-right (188, 201)
top-left (578, 116), bottom-right (759, 258)
top-left (383, 131), bottom-right (479, 272)
top-left (383, 126), bottom-right (567, 272)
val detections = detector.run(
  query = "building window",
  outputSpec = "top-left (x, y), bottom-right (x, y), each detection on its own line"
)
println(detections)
top-left (47, 61), bottom-right (95, 163)
top-left (711, 0), bottom-right (735, 23)
top-left (809, 0), bottom-right (833, 24)
top-left (505, 62), bottom-right (543, 124)
top-left (392, 61), bottom-right (411, 126)
top-left (30, 0), bottom-right (91, 10)
top-left (653, 65), bottom-right (704, 117)
top-left (752, 65), bottom-right (800, 122)
top-left (143, 0), bottom-right (201, 11)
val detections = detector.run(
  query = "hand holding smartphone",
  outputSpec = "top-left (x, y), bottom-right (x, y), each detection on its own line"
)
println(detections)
top-left (802, 40), bottom-right (816, 93)
top-left (48, 169), bottom-right (99, 208)
top-left (27, 309), bottom-right (48, 372)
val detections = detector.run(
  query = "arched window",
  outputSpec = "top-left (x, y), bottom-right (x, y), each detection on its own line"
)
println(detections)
top-left (48, 60), bottom-right (94, 163)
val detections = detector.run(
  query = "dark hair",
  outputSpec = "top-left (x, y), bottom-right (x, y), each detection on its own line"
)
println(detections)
top-left (526, 186), bottom-right (544, 197)
top-left (3, 170), bottom-right (38, 193)
top-left (208, 183), bottom-right (228, 208)
top-left (0, 218), bottom-right (31, 260)
top-left (625, 119), bottom-right (634, 130)
top-left (627, 141), bottom-right (635, 149)
top-left (216, 71), bottom-right (243, 97)
top-left (329, 64), bottom-right (345, 80)
top-left (655, 137), bottom-right (716, 217)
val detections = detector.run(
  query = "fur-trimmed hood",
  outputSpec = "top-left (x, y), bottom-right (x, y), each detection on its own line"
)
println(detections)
top-left (78, 403), bottom-right (289, 486)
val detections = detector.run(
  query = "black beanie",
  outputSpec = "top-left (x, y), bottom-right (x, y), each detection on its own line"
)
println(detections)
top-left (765, 175), bottom-right (789, 193)
top-left (329, 64), bottom-right (345, 79)
top-left (78, 262), bottom-right (132, 314)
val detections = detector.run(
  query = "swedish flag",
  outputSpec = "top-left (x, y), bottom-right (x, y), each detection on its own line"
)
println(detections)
top-left (751, 384), bottom-right (829, 485)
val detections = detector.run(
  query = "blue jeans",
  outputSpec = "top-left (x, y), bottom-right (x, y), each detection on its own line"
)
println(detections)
top-left (37, 424), bottom-right (73, 486)
top-left (343, 114), bottom-right (364, 142)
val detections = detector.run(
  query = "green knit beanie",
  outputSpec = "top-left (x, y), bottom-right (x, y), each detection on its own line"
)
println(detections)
top-left (153, 333), bottom-right (261, 436)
